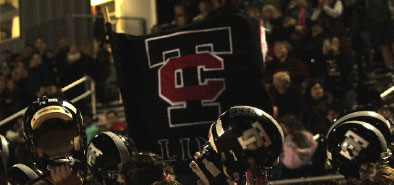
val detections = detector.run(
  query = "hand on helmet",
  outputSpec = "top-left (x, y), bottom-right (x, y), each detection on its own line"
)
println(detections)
top-left (49, 164), bottom-right (82, 185)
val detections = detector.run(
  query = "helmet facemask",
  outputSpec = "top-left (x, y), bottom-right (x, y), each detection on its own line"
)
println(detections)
top-left (33, 118), bottom-right (78, 165)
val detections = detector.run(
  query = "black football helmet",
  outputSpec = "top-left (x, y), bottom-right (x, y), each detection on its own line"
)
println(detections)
top-left (189, 142), bottom-right (230, 185)
top-left (7, 164), bottom-right (45, 185)
top-left (326, 120), bottom-right (391, 179)
top-left (208, 106), bottom-right (284, 182)
top-left (22, 96), bottom-right (86, 174)
top-left (87, 131), bottom-right (137, 185)
top-left (0, 134), bottom-right (9, 176)
top-left (328, 111), bottom-right (393, 144)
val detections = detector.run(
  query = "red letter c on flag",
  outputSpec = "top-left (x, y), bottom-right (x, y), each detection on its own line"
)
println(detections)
top-left (158, 52), bottom-right (225, 105)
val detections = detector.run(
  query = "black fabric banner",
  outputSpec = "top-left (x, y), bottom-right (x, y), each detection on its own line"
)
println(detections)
top-left (109, 11), bottom-right (272, 170)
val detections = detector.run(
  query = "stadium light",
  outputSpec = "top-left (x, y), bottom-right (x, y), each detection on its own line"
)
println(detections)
top-left (90, 0), bottom-right (113, 6)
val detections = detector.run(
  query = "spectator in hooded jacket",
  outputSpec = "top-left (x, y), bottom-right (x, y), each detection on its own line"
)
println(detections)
top-left (278, 114), bottom-right (318, 179)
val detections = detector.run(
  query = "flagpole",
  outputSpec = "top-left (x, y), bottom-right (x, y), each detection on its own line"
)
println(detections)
top-left (103, 6), bottom-right (111, 24)
top-left (103, 6), bottom-right (112, 33)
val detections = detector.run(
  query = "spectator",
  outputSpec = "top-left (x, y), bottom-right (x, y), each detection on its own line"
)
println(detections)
top-left (277, 16), bottom-right (309, 52)
top-left (91, 49), bottom-right (111, 105)
top-left (153, 180), bottom-right (182, 185)
top-left (25, 52), bottom-right (54, 102)
top-left (5, 116), bottom-right (33, 166)
top-left (247, 2), bottom-right (262, 21)
top-left (262, 4), bottom-right (283, 45)
top-left (263, 41), bottom-right (308, 85)
top-left (311, 0), bottom-right (344, 35)
top-left (150, 24), bottom-right (162, 34)
top-left (53, 38), bottom-right (70, 81)
top-left (172, 1), bottom-right (192, 27)
top-left (84, 113), bottom-right (98, 144)
top-left (300, 81), bottom-right (331, 134)
top-left (3, 79), bottom-right (22, 116)
top-left (343, 0), bottom-right (372, 82)
top-left (269, 71), bottom-right (302, 117)
top-left (0, 49), bottom-right (13, 68)
top-left (376, 107), bottom-right (393, 122)
top-left (35, 39), bottom-right (56, 77)
top-left (57, 44), bottom-right (93, 112)
top-left (0, 66), bottom-right (10, 79)
top-left (174, 15), bottom-right (188, 27)
top-left (174, 2), bottom-right (187, 18)
top-left (193, 0), bottom-right (212, 21)
top-left (11, 62), bottom-right (27, 84)
top-left (21, 44), bottom-right (34, 64)
top-left (106, 110), bottom-right (127, 135)
top-left (321, 35), bottom-right (353, 104)
top-left (325, 106), bottom-right (341, 124)
top-left (278, 114), bottom-right (318, 179)
top-left (44, 85), bottom-right (62, 98)
top-left (288, 0), bottom-right (313, 31)
top-left (299, 22), bottom-right (327, 84)
top-left (365, 0), bottom-right (394, 73)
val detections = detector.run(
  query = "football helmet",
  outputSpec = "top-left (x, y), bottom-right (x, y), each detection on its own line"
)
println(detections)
top-left (22, 96), bottom-right (86, 174)
top-left (7, 164), bottom-right (45, 185)
top-left (326, 120), bottom-right (391, 179)
top-left (87, 131), bottom-right (137, 185)
top-left (208, 106), bottom-right (284, 181)
top-left (328, 111), bottom-right (393, 144)
top-left (189, 142), bottom-right (230, 185)
top-left (0, 134), bottom-right (9, 176)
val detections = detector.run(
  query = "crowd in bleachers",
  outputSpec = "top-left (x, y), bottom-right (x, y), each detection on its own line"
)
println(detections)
top-left (0, 38), bottom-right (112, 120)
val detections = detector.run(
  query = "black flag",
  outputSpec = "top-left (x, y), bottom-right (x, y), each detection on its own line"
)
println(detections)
top-left (109, 11), bottom-right (272, 171)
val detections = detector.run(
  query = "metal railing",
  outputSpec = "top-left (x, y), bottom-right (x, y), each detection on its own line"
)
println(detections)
top-left (270, 174), bottom-right (345, 184)
top-left (381, 86), bottom-right (394, 99)
top-left (0, 75), bottom-right (96, 127)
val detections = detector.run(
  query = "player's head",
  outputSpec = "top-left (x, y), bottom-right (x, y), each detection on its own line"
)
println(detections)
top-left (87, 131), bottom-right (137, 185)
top-left (357, 162), bottom-right (394, 185)
top-left (22, 96), bottom-right (86, 172)
top-left (208, 106), bottom-right (284, 181)
top-left (122, 152), bottom-right (168, 185)
top-left (326, 120), bottom-right (392, 179)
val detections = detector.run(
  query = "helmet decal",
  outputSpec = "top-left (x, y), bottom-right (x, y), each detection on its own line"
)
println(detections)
top-left (340, 130), bottom-right (370, 160)
top-left (87, 142), bottom-right (103, 167)
top-left (215, 118), bottom-right (225, 137)
top-left (237, 121), bottom-right (272, 150)
top-left (31, 105), bottom-right (73, 130)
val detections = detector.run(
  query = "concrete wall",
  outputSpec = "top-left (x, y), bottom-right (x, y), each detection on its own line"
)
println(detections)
top-left (0, 0), bottom-right (92, 52)
top-left (115, 0), bottom-right (156, 35)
